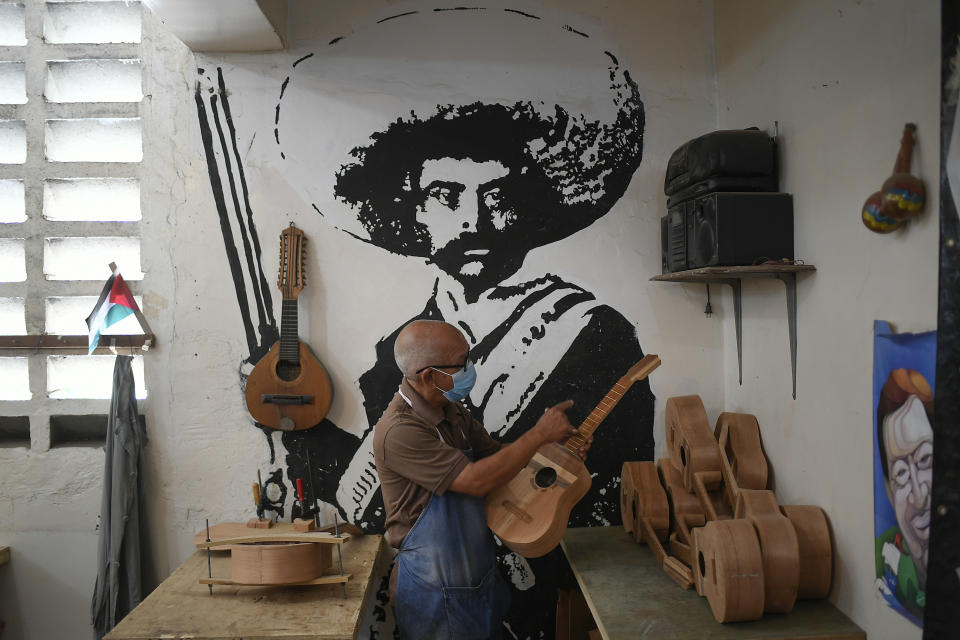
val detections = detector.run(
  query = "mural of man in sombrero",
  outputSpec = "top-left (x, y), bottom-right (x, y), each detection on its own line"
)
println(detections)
top-left (204, 6), bottom-right (656, 637)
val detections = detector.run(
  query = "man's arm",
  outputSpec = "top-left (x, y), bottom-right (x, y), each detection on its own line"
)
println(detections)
top-left (449, 400), bottom-right (575, 497)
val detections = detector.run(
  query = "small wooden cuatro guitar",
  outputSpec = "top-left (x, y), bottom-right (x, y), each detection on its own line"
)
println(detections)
top-left (245, 223), bottom-right (332, 431)
top-left (486, 354), bottom-right (661, 557)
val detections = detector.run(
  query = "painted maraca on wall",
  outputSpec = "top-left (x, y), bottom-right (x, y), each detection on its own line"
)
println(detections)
top-left (881, 124), bottom-right (925, 218)
top-left (862, 123), bottom-right (925, 233)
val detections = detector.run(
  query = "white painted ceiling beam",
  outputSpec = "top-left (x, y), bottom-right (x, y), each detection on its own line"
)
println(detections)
top-left (142, 0), bottom-right (286, 52)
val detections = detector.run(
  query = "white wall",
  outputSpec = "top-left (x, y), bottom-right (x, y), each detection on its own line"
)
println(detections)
top-left (713, 1), bottom-right (940, 639)
top-left (3, 1), bottom-right (941, 637)
top-left (153, 1), bottom-right (722, 636)
top-left (2, 1), bottom-right (723, 638)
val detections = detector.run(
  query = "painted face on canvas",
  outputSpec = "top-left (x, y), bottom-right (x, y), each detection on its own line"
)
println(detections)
top-left (415, 157), bottom-right (516, 285)
top-left (882, 394), bottom-right (934, 574)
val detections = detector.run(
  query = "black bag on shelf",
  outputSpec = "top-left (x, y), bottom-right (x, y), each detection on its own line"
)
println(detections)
top-left (665, 175), bottom-right (779, 208)
top-left (664, 128), bottom-right (778, 197)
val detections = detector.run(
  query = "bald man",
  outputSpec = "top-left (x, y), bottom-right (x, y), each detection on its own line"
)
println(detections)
top-left (373, 320), bottom-right (590, 640)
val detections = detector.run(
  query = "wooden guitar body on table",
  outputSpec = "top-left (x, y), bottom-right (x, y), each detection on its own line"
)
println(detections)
top-left (486, 354), bottom-right (661, 558)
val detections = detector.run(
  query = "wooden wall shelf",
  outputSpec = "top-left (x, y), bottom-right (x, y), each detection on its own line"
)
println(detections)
top-left (651, 265), bottom-right (816, 398)
top-left (0, 334), bottom-right (154, 356)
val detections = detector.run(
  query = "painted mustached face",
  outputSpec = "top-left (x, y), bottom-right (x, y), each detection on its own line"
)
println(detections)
top-left (416, 157), bottom-right (516, 288)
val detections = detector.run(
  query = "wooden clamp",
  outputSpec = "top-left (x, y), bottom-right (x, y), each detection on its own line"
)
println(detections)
top-left (620, 461), bottom-right (693, 589)
top-left (657, 458), bottom-right (704, 567)
top-left (194, 523), bottom-right (352, 589)
top-left (194, 522), bottom-right (350, 551)
top-left (194, 531), bottom-right (349, 548)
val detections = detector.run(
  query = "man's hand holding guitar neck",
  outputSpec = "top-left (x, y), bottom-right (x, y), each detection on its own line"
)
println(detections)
top-left (449, 400), bottom-right (593, 498)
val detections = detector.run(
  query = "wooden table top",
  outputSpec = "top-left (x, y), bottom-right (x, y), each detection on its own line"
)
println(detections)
top-left (106, 533), bottom-right (386, 640)
top-left (561, 526), bottom-right (865, 640)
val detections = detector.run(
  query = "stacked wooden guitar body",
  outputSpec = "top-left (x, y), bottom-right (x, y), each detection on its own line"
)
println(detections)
top-left (619, 395), bottom-right (832, 623)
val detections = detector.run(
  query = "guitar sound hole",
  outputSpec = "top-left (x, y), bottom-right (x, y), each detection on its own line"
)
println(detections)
top-left (276, 362), bottom-right (302, 382)
top-left (534, 466), bottom-right (558, 489)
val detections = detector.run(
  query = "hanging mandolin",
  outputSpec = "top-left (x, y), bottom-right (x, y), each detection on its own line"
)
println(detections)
top-left (245, 223), bottom-right (332, 431)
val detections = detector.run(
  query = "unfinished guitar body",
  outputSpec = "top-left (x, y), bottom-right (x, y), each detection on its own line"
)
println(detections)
top-left (665, 395), bottom-right (723, 492)
top-left (231, 541), bottom-right (332, 585)
top-left (694, 519), bottom-right (765, 623)
top-left (735, 489), bottom-right (800, 613)
top-left (486, 443), bottom-right (591, 558)
top-left (487, 355), bottom-right (661, 558)
top-left (620, 461), bottom-right (669, 543)
top-left (245, 341), bottom-right (332, 431)
top-left (781, 504), bottom-right (833, 599)
top-left (716, 412), bottom-right (768, 508)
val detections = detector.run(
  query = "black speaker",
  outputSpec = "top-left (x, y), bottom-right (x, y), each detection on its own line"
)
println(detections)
top-left (661, 192), bottom-right (793, 273)
top-left (661, 205), bottom-right (688, 274)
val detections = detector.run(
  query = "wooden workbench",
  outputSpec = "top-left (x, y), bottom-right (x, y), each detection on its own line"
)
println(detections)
top-left (561, 527), bottom-right (865, 640)
top-left (106, 533), bottom-right (386, 640)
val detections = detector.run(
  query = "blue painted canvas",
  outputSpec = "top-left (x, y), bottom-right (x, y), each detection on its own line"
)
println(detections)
top-left (872, 320), bottom-right (936, 627)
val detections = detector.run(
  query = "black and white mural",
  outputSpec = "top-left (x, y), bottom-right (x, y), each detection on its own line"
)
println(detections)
top-left (196, 5), bottom-right (653, 638)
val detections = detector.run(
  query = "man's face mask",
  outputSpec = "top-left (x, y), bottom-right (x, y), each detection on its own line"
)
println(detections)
top-left (432, 360), bottom-right (477, 403)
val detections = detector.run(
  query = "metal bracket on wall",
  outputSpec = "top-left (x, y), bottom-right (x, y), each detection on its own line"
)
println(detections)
top-left (713, 278), bottom-right (743, 386)
top-left (651, 264), bottom-right (815, 399)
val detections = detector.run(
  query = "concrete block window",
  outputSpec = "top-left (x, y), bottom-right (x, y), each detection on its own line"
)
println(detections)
top-left (0, 0), bottom-right (146, 448)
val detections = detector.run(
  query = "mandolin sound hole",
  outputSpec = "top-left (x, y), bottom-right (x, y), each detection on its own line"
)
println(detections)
top-left (534, 466), bottom-right (558, 489)
top-left (275, 361), bottom-right (302, 382)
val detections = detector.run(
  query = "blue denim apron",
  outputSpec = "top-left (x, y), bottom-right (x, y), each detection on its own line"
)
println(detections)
top-left (394, 432), bottom-right (511, 640)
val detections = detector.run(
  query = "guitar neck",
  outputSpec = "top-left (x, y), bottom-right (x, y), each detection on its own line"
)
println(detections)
top-left (279, 298), bottom-right (300, 364)
top-left (564, 375), bottom-right (634, 456)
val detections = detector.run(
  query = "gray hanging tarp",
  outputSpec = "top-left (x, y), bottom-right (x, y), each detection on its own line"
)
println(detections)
top-left (91, 355), bottom-right (145, 639)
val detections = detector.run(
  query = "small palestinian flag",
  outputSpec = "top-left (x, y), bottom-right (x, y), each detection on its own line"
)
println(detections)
top-left (85, 266), bottom-right (140, 354)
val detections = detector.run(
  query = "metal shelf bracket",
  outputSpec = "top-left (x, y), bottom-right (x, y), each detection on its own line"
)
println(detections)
top-left (651, 265), bottom-right (813, 399)
top-left (718, 273), bottom-right (798, 399)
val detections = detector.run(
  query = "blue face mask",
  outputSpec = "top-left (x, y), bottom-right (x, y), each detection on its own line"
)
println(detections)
top-left (433, 360), bottom-right (477, 403)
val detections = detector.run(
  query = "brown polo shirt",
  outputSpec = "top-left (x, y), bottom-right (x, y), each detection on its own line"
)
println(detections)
top-left (373, 378), bottom-right (501, 548)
